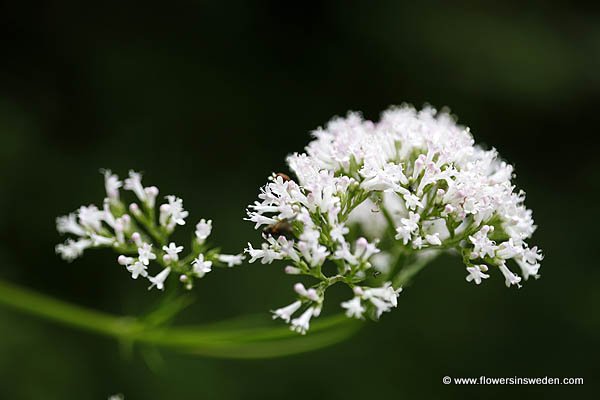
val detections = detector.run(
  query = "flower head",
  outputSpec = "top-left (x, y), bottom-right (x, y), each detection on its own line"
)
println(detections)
top-left (246, 105), bottom-right (542, 333)
top-left (56, 169), bottom-right (242, 292)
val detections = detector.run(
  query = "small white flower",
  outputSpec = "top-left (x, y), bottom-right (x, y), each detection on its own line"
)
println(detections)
top-left (293, 283), bottom-right (320, 301)
top-left (217, 253), bottom-right (244, 267)
top-left (465, 265), bottom-right (490, 285)
top-left (362, 283), bottom-right (402, 318)
top-left (148, 267), bottom-right (171, 290)
top-left (127, 261), bottom-right (148, 279)
top-left (354, 237), bottom-right (380, 261)
top-left (498, 262), bottom-right (522, 288)
top-left (56, 213), bottom-right (86, 236)
top-left (191, 254), bottom-right (212, 277)
top-left (124, 170), bottom-right (147, 203)
top-left (137, 243), bottom-right (156, 266)
top-left (272, 300), bottom-right (302, 322)
top-left (522, 246), bottom-right (543, 265)
top-left (90, 233), bottom-right (115, 247)
top-left (245, 213), bottom-right (278, 229)
top-left (515, 246), bottom-right (543, 280)
top-left (78, 205), bottom-right (104, 232)
top-left (162, 242), bottom-right (183, 262)
top-left (117, 255), bottom-right (135, 266)
top-left (195, 219), bottom-right (212, 243)
top-left (284, 265), bottom-right (302, 274)
top-left (144, 186), bottom-right (159, 208)
top-left (496, 238), bottom-right (522, 259)
top-left (403, 193), bottom-right (423, 210)
top-left (290, 307), bottom-right (314, 335)
top-left (341, 297), bottom-right (365, 319)
top-left (411, 236), bottom-right (424, 250)
top-left (469, 227), bottom-right (496, 259)
top-left (516, 258), bottom-right (540, 280)
top-left (113, 216), bottom-right (128, 243)
top-left (298, 241), bottom-right (329, 267)
top-left (159, 196), bottom-right (189, 228)
top-left (128, 203), bottom-right (142, 217)
top-left (277, 236), bottom-right (300, 262)
top-left (330, 224), bottom-right (350, 243)
top-left (425, 233), bottom-right (442, 246)
top-left (55, 238), bottom-right (92, 261)
top-left (245, 242), bottom-right (283, 264)
top-left (395, 212), bottom-right (420, 244)
top-left (102, 169), bottom-right (122, 202)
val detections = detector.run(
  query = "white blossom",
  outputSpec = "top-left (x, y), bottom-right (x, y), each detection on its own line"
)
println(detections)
top-left (55, 238), bottom-right (92, 261)
top-left (498, 262), bottom-right (522, 288)
top-left (191, 254), bottom-right (212, 277)
top-left (341, 297), bottom-right (365, 319)
top-left (124, 170), bottom-right (147, 203)
top-left (465, 265), bottom-right (490, 285)
top-left (56, 213), bottom-right (86, 236)
top-left (293, 283), bottom-right (320, 302)
top-left (90, 233), bottom-right (115, 247)
top-left (217, 254), bottom-right (244, 267)
top-left (102, 169), bottom-right (122, 202)
top-left (56, 169), bottom-right (234, 292)
top-left (272, 300), bottom-right (302, 322)
top-left (469, 226), bottom-right (496, 259)
top-left (78, 205), bottom-right (104, 232)
top-left (160, 196), bottom-right (189, 228)
top-left (144, 186), bottom-right (159, 208)
top-left (515, 246), bottom-right (543, 280)
top-left (425, 233), bottom-right (442, 246)
top-left (137, 243), bottom-right (157, 266)
top-left (290, 307), bottom-right (314, 335)
top-left (395, 212), bottom-right (420, 244)
top-left (195, 219), bottom-right (212, 242)
top-left (127, 261), bottom-right (148, 279)
top-left (162, 242), bottom-right (183, 262)
top-left (148, 267), bottom-right (171, 290)
top-left (245, 242), bottom-right (283, 264)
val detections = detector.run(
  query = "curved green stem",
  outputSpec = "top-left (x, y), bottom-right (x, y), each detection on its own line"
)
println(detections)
top-left (0, 251), bottom-right (439, 359)
top-left (0, 279), bottom-right (361, 359)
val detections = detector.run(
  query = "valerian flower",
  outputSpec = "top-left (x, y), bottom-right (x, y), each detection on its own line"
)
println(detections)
top-left (55, 170), bottom-right (244, 291)
top-left (246, 105), bottom-right (542, 333)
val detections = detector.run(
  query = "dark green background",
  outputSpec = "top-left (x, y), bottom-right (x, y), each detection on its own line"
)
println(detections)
top-left (1, 1), bottom-right (598, 398)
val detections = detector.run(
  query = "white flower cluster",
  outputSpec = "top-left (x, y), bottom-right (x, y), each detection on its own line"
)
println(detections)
top-left (246, 105), bottom-right (542, 334)
top-left (56, 170), bottom-right (244, 291)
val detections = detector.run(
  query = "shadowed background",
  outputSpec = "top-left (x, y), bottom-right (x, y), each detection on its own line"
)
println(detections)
top-left (0, 1), bottom-right (598, 398)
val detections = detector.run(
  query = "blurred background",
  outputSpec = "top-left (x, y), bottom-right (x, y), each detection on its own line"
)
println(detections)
top-left (0, 1), bottom-right (598, 398)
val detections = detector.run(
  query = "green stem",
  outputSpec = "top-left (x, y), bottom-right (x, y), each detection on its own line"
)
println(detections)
top-left (0, 279), bottom-right (361, 359)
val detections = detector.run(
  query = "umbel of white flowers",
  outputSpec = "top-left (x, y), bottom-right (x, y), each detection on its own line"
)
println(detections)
top-left (56, 170), bottom-right (244, 290)
top-left (246, 105), bottom-right (543, 334)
